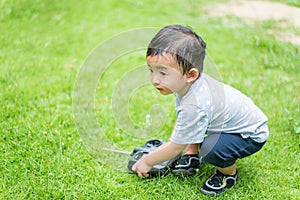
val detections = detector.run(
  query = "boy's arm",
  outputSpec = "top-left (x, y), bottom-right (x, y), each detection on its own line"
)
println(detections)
top-left (132, 141), bottom-right (187, 178)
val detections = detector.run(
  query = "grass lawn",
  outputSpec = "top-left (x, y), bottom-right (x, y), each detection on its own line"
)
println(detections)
top-left (1, 0), bottom-right (299, 199)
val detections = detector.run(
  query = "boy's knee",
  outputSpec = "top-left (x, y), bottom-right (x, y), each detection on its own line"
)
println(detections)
top-left (199, 133), bottom-right (221, 157)
top-left (199, 134), bottom-right (236, 168)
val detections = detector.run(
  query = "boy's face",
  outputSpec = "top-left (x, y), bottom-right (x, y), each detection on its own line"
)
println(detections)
top-left (146, 53), bottom-right (191, 98)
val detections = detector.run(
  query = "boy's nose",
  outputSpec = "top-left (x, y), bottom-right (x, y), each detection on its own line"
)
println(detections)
top-left (151, 75), bottom-right (160, 85)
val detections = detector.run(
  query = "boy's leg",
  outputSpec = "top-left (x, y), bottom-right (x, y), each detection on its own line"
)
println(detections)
top-left (216, 163), bottom-right (236, 176)
top-left (199, 133), bottom-right (266, 196)
top-left (185, 143), bottom-right (200, 154)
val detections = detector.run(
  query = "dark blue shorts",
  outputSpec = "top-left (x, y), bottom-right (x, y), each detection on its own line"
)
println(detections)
top-left (199, 133), bottom-right (266, 168)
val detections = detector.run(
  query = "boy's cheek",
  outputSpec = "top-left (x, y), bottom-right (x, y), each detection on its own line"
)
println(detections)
top-left (167, 81), bottom-right (187, 92)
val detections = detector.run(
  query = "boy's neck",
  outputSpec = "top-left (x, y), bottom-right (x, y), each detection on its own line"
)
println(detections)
top-left (176, 83), bottom-right (192, 99)
top-left (176, 75), bottom-right (201, 100)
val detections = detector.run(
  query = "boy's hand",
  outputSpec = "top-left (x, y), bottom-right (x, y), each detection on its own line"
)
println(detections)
top-left (132, 156), bottom-right (152, 178)
top-left (130, 141), bottom-right (186, 178)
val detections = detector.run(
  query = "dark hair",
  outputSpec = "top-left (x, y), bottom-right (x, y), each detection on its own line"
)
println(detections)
top-left (146, 25), bottom-right (206, 75)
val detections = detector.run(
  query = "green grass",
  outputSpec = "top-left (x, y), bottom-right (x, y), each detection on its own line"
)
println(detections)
top-left (1, 0), bottom-right (299, 199)
top-left (273, 0), bottom-right (300, 7)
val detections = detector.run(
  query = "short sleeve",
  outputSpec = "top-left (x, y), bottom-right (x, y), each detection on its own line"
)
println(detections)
top-left (170, 104), bottom-right (208, 144)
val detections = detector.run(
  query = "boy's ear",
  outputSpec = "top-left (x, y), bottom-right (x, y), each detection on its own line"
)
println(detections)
top-left (186, 68), bottom-right (199, 83)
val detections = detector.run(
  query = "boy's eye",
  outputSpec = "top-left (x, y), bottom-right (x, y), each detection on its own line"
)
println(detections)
top-left (160, 71), bottom-right (167, 76)
top-left (148, 68), bottom-right (153, 73)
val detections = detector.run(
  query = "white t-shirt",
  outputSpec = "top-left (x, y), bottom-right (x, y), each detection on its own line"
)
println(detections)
top-left (171, 73), bottom-right (269, 144)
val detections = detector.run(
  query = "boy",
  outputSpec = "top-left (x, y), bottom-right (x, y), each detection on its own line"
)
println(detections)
top-left (132, 25), bottom-right (268, 196)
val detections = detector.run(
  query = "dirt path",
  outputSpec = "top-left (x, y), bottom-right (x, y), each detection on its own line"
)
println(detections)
top-left (208, 0), bottom-right (300, 45)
